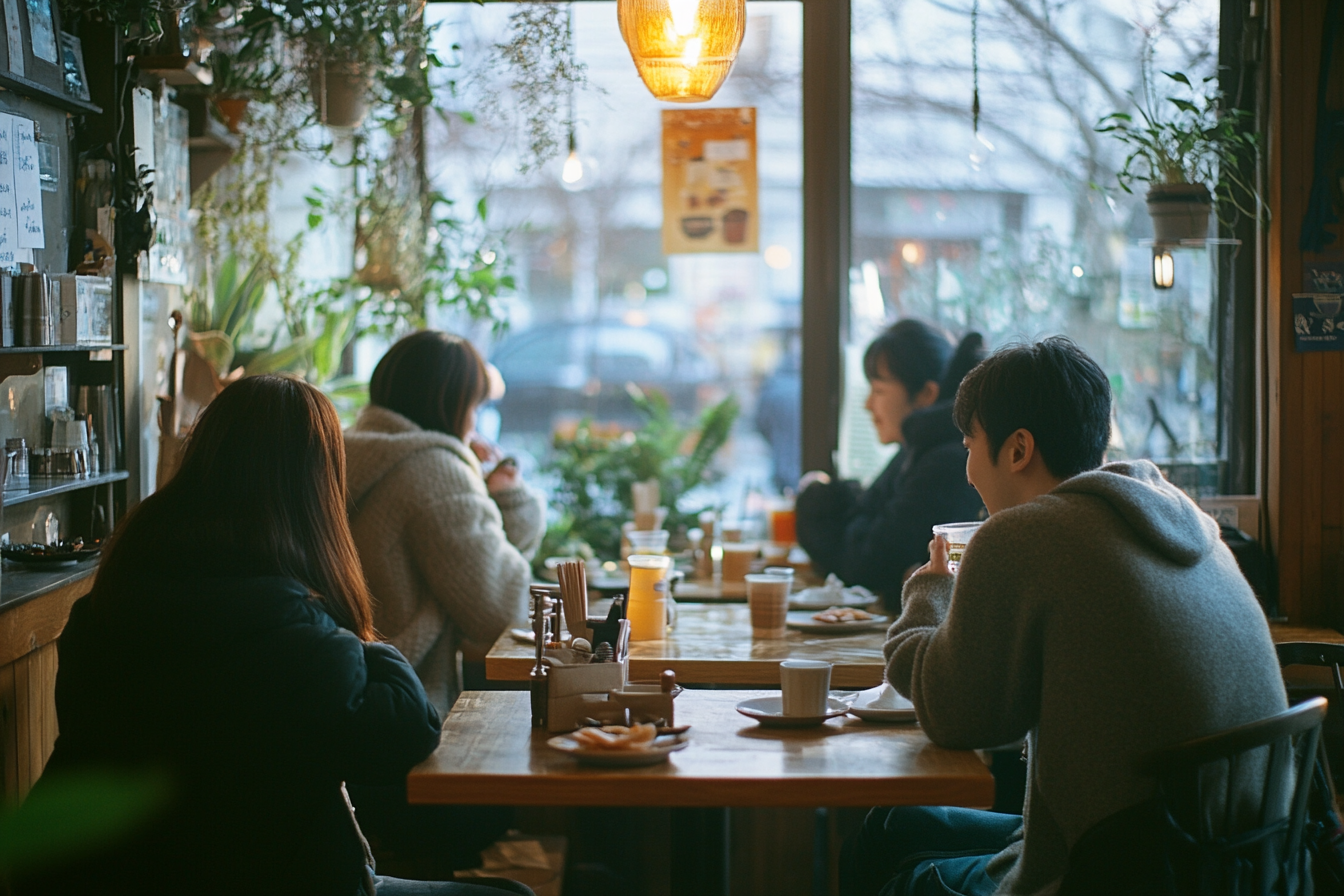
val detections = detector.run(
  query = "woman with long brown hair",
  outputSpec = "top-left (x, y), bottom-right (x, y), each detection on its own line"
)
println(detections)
top-left (20, 376), bottom-right (530, 896)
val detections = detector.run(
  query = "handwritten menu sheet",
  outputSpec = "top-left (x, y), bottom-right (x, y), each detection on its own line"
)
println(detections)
top-left (11, 116), bottom-right (43, 250)
top-left (0, 115), bottom-right (18, 267)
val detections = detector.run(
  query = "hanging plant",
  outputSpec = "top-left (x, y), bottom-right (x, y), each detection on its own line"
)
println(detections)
top-left (494, 2), bottom-right (589, 173)
top-left (1097, 70), bottom-right (1263, 241)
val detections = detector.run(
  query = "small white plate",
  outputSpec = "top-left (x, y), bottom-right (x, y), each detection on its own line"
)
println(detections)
top-left (734, 695), bottom-right (850, 728)
top-left (847, 685), bottom-right (918, 722)
top-left (785, 610), bottom-right (889, 634)
top-left (789, 586), bottom-right (876, 611)
top-left (547, 733), bottom-right (688, 767)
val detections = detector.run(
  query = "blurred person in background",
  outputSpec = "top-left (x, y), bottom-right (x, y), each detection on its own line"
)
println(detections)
top-left (796, 320), bottom-right (986, 611)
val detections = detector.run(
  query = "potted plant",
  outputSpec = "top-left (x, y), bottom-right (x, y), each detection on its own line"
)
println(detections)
top-left (1097, 71), bottom-right (1261, 242)
top-left (291, 0), bottom-right (427, 129)
top-left (539, 387), bottom-right (740, 565)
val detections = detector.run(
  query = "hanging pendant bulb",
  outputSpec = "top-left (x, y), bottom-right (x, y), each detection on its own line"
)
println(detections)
top-left (562, 132), bottom-right (584, 185)
top-left (617, 0), bottom-right (746, 102)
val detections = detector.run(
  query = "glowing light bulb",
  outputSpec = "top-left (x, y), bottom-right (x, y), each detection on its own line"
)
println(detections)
top-left (680, 35), bottom-right (703, 67)
top-left (1152, 249), bottom-right (1175, 290)
top-left (562, 150), bottom-right (584, 185)
top-left (668, 0), bottom-right (699, 36)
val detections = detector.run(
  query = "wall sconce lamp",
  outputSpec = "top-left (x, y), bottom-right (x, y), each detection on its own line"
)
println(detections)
top-left (1152, 248), bottom-right (1175, 290)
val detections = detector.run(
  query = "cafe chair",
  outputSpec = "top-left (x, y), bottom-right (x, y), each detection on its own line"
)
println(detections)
top-left (1058, 697), bottom-right (1327, 896)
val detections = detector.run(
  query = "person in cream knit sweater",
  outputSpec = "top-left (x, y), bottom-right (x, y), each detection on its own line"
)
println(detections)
top-left (344, 331), bottom-right (545, 716)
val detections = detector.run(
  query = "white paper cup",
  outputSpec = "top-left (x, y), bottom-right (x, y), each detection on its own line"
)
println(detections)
top-left (780, 660), bottom-right (832, 716)
top-left (931, 521), bottom-right (984, 573)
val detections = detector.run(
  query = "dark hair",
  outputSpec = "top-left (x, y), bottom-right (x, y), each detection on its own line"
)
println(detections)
top-left (863, 319), bottom-right (985, 402)
top-left (953, 336), bottom-right (1112, 479)
top-left (94, 376), bottom-right (377, 640)
top-left (369, 330), bottom-right (489, 439)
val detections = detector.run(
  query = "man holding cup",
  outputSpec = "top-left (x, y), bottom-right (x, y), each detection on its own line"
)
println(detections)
top-left (842, 338), bottom-right (1285, 896)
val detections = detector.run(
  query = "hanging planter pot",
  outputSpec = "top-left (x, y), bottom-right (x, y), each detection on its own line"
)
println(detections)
top-left (213, 97), bottom-right (250, 134)
top-left (313, 60), bottom-right (372, 129)
top-left (1145, 183), bottom-right (1213, 243)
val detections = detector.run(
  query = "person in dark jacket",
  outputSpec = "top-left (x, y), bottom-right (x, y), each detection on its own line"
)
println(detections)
top-left (15, 376), bottom-right (530, 896)
top-left (796, 321), bottom-right (986, 611)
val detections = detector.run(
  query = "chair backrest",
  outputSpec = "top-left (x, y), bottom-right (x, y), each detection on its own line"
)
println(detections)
top-left (1138, 696), bottom-right (1327, 896)
top-left (1276, 642), bottom-right (1344, 693)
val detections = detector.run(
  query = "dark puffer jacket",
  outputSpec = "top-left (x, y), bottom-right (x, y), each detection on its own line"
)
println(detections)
top-left (23, 575), bottom-right (442, 896)
top-left (796, 401), bottom-right (984, 610)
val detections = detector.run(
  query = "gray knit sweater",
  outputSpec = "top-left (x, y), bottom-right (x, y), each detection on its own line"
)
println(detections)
top-left (344, 405), bottom-right (545, 714)
top-left (885, 460), bottom-right (1286, 896)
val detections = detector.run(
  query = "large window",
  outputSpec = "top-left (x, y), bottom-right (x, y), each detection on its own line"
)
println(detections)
top-left (425, 1), bottom-right (803, 512)
top-left (845, 0), bottom-right (1227, 493)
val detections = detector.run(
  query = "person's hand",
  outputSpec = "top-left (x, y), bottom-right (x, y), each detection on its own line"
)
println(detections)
top-left (486, 458), bottom-right (520, 494)
top-left (910, 535), bottom-right (952, 578)
top-left (797, 470), bottom-right (831, 492)
top-left (469, 432), bottom-right (503, 465)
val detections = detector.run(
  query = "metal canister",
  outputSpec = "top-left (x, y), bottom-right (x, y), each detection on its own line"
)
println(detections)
top-left (16, 272), bottom-right (52, 346)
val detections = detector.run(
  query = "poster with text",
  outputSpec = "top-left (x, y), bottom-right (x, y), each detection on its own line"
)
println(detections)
top-left (662, 107), bottom-right (758, 255)
top-left (13, 115), bottom-right (42, 250)
top-left (0, 114), bottom-right (20, 267)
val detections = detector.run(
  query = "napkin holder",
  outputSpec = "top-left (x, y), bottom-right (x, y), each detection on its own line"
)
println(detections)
top-left (545, 651), bottom-right (630, 733)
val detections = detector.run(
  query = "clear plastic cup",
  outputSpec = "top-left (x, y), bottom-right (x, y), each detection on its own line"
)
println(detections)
top-left (721, 541), bottom-right (759, 581)
top-left (746, 573), bottom-right (791, 638)
top-left (931, 522), bottom-right (984, 573)
top-left (627, 529), bottom-right (670, 554)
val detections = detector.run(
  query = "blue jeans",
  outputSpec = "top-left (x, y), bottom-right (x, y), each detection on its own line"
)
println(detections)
top-left (840, 806), bottom-right (1023, 896)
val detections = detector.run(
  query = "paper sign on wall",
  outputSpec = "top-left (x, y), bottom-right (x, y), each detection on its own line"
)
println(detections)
top-left (0, 114), bottom-right (20, 267)
top-left (661, 107), bottom-right (758, 255)
top-left (12, 116), bottom-right (43, 250)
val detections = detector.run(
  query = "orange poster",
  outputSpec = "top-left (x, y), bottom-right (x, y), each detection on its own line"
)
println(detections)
top-left (662, 107), bottom-right (758, 255)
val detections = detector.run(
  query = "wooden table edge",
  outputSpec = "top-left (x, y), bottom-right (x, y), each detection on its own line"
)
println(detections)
top-left (484, 656), bottom-right (883, 688)
top-left (406, 773), bottom-right (994, 809)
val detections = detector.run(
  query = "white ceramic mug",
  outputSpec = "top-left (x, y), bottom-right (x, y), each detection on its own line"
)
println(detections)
top-left (780, 659), bottom-right (832, 716)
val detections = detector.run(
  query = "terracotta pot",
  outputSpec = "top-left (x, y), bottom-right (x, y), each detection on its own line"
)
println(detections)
top-left (1146, 183), bottom-right (1212, 243)
top-left (313, 60), bottom-right (371, 129)
top-left (213, 97), bottom-right (250, 134)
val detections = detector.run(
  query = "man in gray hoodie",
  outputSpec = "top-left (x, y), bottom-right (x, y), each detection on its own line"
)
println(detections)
top-left (841, 337), bottom-right (1287, 896)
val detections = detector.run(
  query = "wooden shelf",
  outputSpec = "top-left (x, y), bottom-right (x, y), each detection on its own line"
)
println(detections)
top-left (0, 344), bottom-right (126, 354)
top-left (0, 71), bottom-right (102, 116)
top-left (4, 470), bottom-right (128, 508)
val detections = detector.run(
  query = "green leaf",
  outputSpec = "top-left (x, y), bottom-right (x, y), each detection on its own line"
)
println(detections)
top-left (1163, 71), bottom-right (1192, 87)
top-left (0, 770), bottom-right (171, 874)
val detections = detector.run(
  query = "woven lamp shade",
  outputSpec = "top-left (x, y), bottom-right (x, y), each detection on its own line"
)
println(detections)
top-left (617, 0), bottom-right (747, 102)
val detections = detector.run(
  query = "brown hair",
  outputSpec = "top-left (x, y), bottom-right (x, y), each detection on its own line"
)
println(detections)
top-left (94, 375), bottom-right (377, 640)
top-left (368, 330), bottom-right (489, 439)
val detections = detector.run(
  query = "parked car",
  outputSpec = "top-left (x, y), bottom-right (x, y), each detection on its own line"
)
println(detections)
top-left (490, 322), bottom-right (717, 434)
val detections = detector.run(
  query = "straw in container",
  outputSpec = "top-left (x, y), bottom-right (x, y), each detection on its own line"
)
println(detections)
top-left (556, 560), bottom-right (591, 644)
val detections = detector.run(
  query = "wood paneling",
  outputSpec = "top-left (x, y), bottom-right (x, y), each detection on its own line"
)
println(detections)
top-left (1268, 0), bottom-right (1344, 626)
top-left (0, 575), bottom-right (93, 805)
top-left (0, 640), bottom-right (59, 805)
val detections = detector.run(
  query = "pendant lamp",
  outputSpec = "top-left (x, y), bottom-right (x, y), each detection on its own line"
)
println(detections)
top-left (617, 0), bottom-right (747, 103)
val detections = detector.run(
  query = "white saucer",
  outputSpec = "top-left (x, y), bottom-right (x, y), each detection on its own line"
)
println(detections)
top-left (785, 610), bottom-right (890, 634)
top-left (547, 733), bottom-right (688, 766)
top-left (847, 685), bottom-right (918, 722)
top-left (734, 695), bottom-right (850, 728)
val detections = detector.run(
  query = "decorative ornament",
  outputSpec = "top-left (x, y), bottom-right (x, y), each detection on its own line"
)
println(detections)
top-left (617, 0), bottom-right (747, 102)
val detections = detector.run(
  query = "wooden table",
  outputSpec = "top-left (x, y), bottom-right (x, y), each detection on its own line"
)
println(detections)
top-left (487, 609), bottom-right (1341, 691)
top-left (487, 603), bottom-right (889, 688)
top-left (408, 689), bottom-right (992, 808)
top-left (409, 689), bottom-right (993, 894)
